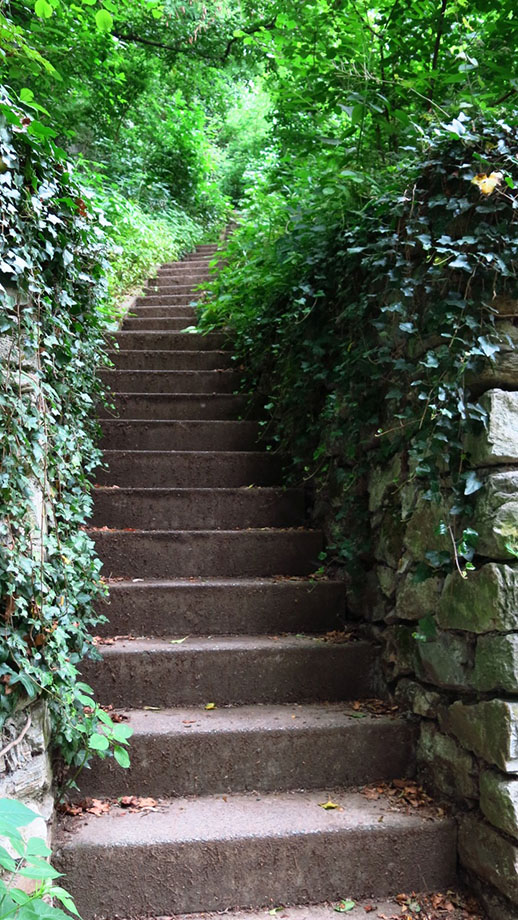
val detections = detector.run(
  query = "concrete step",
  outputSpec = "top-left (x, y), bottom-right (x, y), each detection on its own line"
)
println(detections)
top-left (78, 703), bottom-right (417, 798)
top-left (79, 636), bottom-right (381, 707)
top-left (155, 272), bottom-right (210, 284)
top-left (132, 305), bottom-right (197, 316)
top-left (96, 576), bottom-right (345, 637)
top-left (55, 788), bottom-right (456, 919)
top-left (96, 450), bottom-right (282, 487)
top-left (100, 419), bottom-right (257, 450)
top-left (92, 487), bottom-right (305, 529)
top-left (99, 393), bottom-right (248, 420)
top-left (100, 370), bottom-right (235, 394)
top-left (106, 350), bottom-right (232, 371)
top-left (123, 317), bottom-right (197, 331)
top-left (91, 528), bottom-right (323, 578)
top-left (146, 282), bottom-right (202, 293)
top-left (105, 903), bottom-right (451, 920)
top-left (110, 331), bottom-right (227, 350)
top-left (159, 259), bottom-right (213, 270)
top-left (136, 292), bottom-right (200, 306)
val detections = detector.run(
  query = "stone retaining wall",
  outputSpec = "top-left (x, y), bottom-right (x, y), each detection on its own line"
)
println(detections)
top-left (0, 310), bottom-right (53, 843)
top-left (367, 385), bottom-right (518, 918)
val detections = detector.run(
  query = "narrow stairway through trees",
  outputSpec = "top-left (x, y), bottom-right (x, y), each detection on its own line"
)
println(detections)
top-left (56, 244), bottom-right (458, 919)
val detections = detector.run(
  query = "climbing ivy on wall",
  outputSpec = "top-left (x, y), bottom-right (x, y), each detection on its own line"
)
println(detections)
top-left (0, 86), bottom-right (132, 773)
top-left (200, 112), bottom-right (518, 585)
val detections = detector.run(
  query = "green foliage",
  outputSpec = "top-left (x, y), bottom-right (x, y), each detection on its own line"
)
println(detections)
top-left (199, 111), bottom-right (518, 580)
top-left (0, 798), bottom-right (79, 919)
top-left (0, 85), bottom-right (137, 772)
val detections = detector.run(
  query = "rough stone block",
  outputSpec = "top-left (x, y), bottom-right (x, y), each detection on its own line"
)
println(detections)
top-left (466, 389), bottom-right (518, 465)
top-left (404, 499), bottom-right (450, 561)
top-left (438, 563), bottom-right (518, 633)
top-left (368, 454), bottom-right (402, 513)
top-left (480, 770), bottom-right (518, 840)
top-left (470, 321), bottom-right (518, 392)
top-left (474, 472), bottom-right (518, 560)
top-left (395, 574), bottom-right (443, 621)
top-left (441, 699), bottom-right (518, 772)
top-left (377, 565), bottom-right (397, 599)
top-left (395, 678), bottom-right (441, 718)
top-left (458, 814), bottom-right (518, 903)
top-left (382, 624), bottom-right (416, 678)
top-left (474, 634), bottom-right (518, 693)
top-left (417, 722), bottom-right (478, 799)
top-left (415, 630), bottom-right (472, 691)
top-left (373, 508), bottom-right (405, 569)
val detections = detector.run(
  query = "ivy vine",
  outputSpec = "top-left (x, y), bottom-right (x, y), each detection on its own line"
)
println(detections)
top-left (200, 112), bottom-right (518, 587)
top-left (0, 86), bottom-right (131, 775)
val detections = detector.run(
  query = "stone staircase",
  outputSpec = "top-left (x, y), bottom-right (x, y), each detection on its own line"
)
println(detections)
top-left (55, 244), bottom-right (458, 919)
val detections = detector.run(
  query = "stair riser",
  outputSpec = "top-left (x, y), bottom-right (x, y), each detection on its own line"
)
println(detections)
top-left (99, 394), bottom-right (248, 420)
top-left (79, 719), bottom-right (417, 798)
top-left (123, 318), bottom-right (196, 331)
top-left (154, 272), bottom-right (210, 284)
top-left (93, 530), bottom-right (323, 577)
top-left (92, 489), bottom-right (305, 530)
top-left (100, 370), bottom-right (235, 393)
top-left (57, 820), bottom-right (457, 919)
top-left (136, 293), bottom-right (201, 306)
top-left (106, 351), bottom-right (232, 371)
top-left (100, 420), bottom-right (257, 451)
top-left (96, 579), bottom-right (345, 637)
top-left (132, 306), bottom-right (197, 316)
top-left (159, 261), bottom-right (212, 270)
top-left (110, 332), bottom-right (227, 350)
top-left (80, 642), bottom-right (380, 707)
top-left (97, 453), bottom-right (282, 487)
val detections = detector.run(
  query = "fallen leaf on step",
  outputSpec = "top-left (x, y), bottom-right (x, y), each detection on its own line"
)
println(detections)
top-left (170, 636), bottom-right (188, 644)
top-left (333, 900), bottom-right (355, 912)
top-left (205, 702), bottom-right (216, 710)
top-left (86, 799), bottom-right (111, 817)
top-left (318, 799), bottom-right (341, 810)
top-left (364, 906), bottom-right (375, 913)
top-left (143, 706), bottom-right (161, 711)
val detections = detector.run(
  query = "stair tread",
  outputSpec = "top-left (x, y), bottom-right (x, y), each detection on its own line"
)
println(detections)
top-left (104, 575), bottom-right (337, 586)
top-left (58, 788), bottom-right (453, 846)
top-left (117, 903), bottom-right (417, 920)
top-left (99, 702), bottom-right (403, 735)
top-left (92, 634), bottom-right (363, 653)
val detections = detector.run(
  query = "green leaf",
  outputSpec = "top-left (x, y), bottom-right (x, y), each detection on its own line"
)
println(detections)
top-left (20, 88), bottom-right (34, 103)
top-left (89, 732), bottom-right (109, 751)
top-left (95, 9), bottom-right (114, 31)
top-left (0, 799), bottom-right (38, 828)
top-left (113, 745), bottom-right (130, 768)
top-left (26, 837), bottom-right (52, 858)
top-left (34, 0), bottom-right (53, 18)
top-left (334, 900), bottom-right (356, 912)
top-left (18, 857), bottom-right (62, 880)
top-left (464, 470), bottom-right (483, 496)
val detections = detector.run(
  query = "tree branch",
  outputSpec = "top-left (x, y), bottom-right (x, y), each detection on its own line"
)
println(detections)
top-left (114, 17), bottom-right (277, 64)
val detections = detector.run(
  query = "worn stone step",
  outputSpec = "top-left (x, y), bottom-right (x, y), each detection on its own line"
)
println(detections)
top-left (136, 292), bottom-right (200, 306)
top-left (100, 419), bottom-right (257, 450)
top-left (159, 259), bottom-right (213, 270)
top-left (100, 370), bottom-right (235, 394)
top-left (97, 450), bottom-right (280, 486)
top-left (78, 703), bottom-right (417, 798)
top-left (155, 272), bottom-right (210, 285)
top-left (55, 788), bottom-right (456, 919)
top-left (123, 317), bottom-right (197, 331)
top-left (133, 305), bottom-right (197, 316)
top-left (91, 528), bottom-right (323, 578)
top-left (110, 331), bottom-right (227, 350)
top-left (92, 487), bottom-right (304, 529)
top-left (79, 636), bottom-right (381, 707)
top-left (116, 903), bottom-right (438, 920)
top-left (99, 393), bottom-right (248, 420)
top-left (97, 576), bottom-right (344, 636)
top-left (146, 281), bottom-right (202, 293)
top-left (106, 350), bottom-right (232, 371)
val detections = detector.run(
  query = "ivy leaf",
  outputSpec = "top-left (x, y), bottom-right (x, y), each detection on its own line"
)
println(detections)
top-left (464, 470), bottom-right (483, 496)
